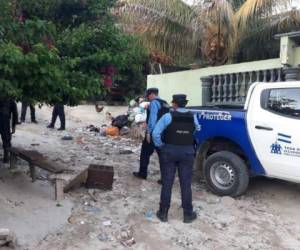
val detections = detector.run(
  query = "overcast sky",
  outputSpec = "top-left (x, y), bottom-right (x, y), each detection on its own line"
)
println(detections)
top-left (182, 0), bottom-right (300, 9)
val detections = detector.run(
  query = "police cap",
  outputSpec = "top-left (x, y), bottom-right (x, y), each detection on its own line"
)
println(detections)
top-left (145, 88), bottom-right (159, 97)
top-left (171, 94), bottom-right (188, 107)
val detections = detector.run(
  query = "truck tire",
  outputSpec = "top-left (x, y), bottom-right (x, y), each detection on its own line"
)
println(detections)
top-left (203, 151), bottom-right (249, 197)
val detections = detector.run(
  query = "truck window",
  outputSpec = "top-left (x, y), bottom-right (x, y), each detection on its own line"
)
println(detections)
top-left (266, 88), bottom-right (300, 119)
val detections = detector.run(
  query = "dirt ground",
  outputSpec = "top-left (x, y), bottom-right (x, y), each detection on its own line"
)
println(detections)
top-left (0, 104), bottom-right (300, 250)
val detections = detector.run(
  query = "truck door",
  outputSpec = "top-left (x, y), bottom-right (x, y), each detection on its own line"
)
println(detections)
top-left (247, 85), bottom-right (300, 182)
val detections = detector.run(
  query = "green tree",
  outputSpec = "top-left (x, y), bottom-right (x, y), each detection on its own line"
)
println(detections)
top-left (0, 0), bottom-right (147, 104)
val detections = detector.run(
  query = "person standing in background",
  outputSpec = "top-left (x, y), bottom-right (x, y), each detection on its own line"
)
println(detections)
top-left (47, 104), bottom-right (65, 131)
top-left (0, 98), bottom-right (18, 163)
top-left (21, 101), bottom-right (37, 123)
top-left (133, 88), bottom-right (169, 182)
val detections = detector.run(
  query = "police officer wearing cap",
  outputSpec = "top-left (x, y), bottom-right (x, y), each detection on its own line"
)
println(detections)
top-left (133, 88), bottom-right (169, 180)
top-left (152, 94), bottom-right (200, 223)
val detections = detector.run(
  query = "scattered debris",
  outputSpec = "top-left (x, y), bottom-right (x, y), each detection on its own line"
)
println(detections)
top-left (87, 189), bottom-right (98, 202)
top-left (83, 204), bottom-right (101, 213)
top-left (118, 226), bottom-right (135, 247)
top-left (68, 216), bottom-right (76, 224)
top-left (75, 137), bottom-right (85, 144)
top-left (105, 126), bottom-right (119, 136)
top-left (111, 115), bottom-right (129, 129)
top-left (145, 210), bottom-right (153, 221)
top-left (97, 232), bottom-right (109, 242)
top-left (119, 149), bottom-right (134, 155)
top-left (61, 135), bottom-right (73, 141)
top-left (0, 229), bottom-right (17, 248)
top-left (102, 220), bottom-right (111, 226)
top-left (119, 126), bottom-right (130, 136)
top-left (86, 125), bottom-right (101, 133)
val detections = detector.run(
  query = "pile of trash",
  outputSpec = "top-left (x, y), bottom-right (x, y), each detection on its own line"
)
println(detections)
top-left (87, 97), bottom-right (148, 139)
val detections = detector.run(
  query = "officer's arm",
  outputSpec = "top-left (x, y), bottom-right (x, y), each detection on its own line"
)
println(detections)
top-left (10, 101), bottom-right (18, 128)
top-left (152, 113), bottom-right (172, 148)
top-left (147, 100), bottom-right (160, 134)
top-left (193, 114), bottom-right (201, 132)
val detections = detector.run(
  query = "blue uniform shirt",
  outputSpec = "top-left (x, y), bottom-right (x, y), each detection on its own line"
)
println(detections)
top-left (147, 97), bottom-right (162, 133)
top-left (152, 108), bottom-right (201, 148)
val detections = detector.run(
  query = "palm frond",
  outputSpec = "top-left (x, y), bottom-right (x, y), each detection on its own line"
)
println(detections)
top-left (196, 0), bottom-right (238, 54)
top-left (115, 0), bottom-right (300, 65)
top-left (115, 0), bottom-right (205, 63)
top-left (235, 0), bottom-right (292, 28)
top-left (241, 8), bottom-right (300, 42)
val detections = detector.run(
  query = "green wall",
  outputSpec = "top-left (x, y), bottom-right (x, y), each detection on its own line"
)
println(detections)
top-left (147, 58), bottom-right (282, 106)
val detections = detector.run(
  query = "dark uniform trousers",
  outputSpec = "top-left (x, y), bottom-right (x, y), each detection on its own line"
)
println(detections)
top-left (50, 104), bottom-right (65, 129)
top-left (21, 102), bottom-right (36, 122)
top-left (0, 100), bottom-right (18, 162)
top-left (160, 144), bottom-right (194, 212)
top-left (0, 117), bottom-right (11, 150)
top-left (139, 136), bottom-right (161, 178)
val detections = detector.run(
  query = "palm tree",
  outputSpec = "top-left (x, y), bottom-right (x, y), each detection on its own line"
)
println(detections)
top-left (235, 0), bottom-right (300, 61)
top-left (115, 0), bottom-right (300, 65)
top-left (114, 0), bottom-right (205, 64)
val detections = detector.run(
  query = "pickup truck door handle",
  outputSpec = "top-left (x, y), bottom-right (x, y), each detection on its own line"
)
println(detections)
top-left (255, 125), bottom-right (273, 131)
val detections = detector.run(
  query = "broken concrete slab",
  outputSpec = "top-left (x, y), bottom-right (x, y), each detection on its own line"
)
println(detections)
top-left (0, 228), bottom-right (17, 248)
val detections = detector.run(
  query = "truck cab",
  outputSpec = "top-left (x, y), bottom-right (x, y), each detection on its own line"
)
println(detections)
top-left (194, 81), bottom-right (300, 197)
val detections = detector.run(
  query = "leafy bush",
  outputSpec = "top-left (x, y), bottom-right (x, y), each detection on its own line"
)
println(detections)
top-left (0, 0), bottom-right (147, 104)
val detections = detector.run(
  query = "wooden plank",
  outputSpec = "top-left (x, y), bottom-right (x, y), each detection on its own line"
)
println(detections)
top-left (64, 169), bottom-right (88, 193)
top-left (32, 159), bottom-right (65, 173)
top-left (29, 163), bottom-right (36, 182)
top-left (9, 147), bottom-right (22, 157)
top-left (9, 153), bottom-right (18, 169)
top-left (55, 179), bottom-right (65, 201)
top-left (9, 147), bottom-right (65, 173)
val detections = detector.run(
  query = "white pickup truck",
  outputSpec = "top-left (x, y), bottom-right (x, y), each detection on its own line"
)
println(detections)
top-left (193, 81), bottom-right (300, 197)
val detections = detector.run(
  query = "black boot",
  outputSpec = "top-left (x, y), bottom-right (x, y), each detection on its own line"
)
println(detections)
top-left (156, 206), bottom-right (168, 222)
top-left (183, 210), bottom-right (197, 223)
top-left (133, 172), bottom-right (146, 180)
top-left (3, 148), bottom-right (9, 163)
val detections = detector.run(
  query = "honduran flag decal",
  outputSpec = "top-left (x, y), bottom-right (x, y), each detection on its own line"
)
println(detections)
top-left (277, 133), bottom-right (292, 144)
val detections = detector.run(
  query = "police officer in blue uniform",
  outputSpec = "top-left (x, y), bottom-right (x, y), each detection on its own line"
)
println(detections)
top-left (133, 88), bottom-right (169, 180)
top-left (152, 94), bottom-right (199, 223)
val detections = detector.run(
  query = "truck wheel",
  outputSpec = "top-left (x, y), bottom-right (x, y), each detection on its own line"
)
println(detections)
top-left (203, 151), bottom-right (249, 197)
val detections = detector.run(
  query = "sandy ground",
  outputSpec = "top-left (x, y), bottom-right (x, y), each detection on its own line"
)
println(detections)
top-left (0, 104), bottom-right (300, 250)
